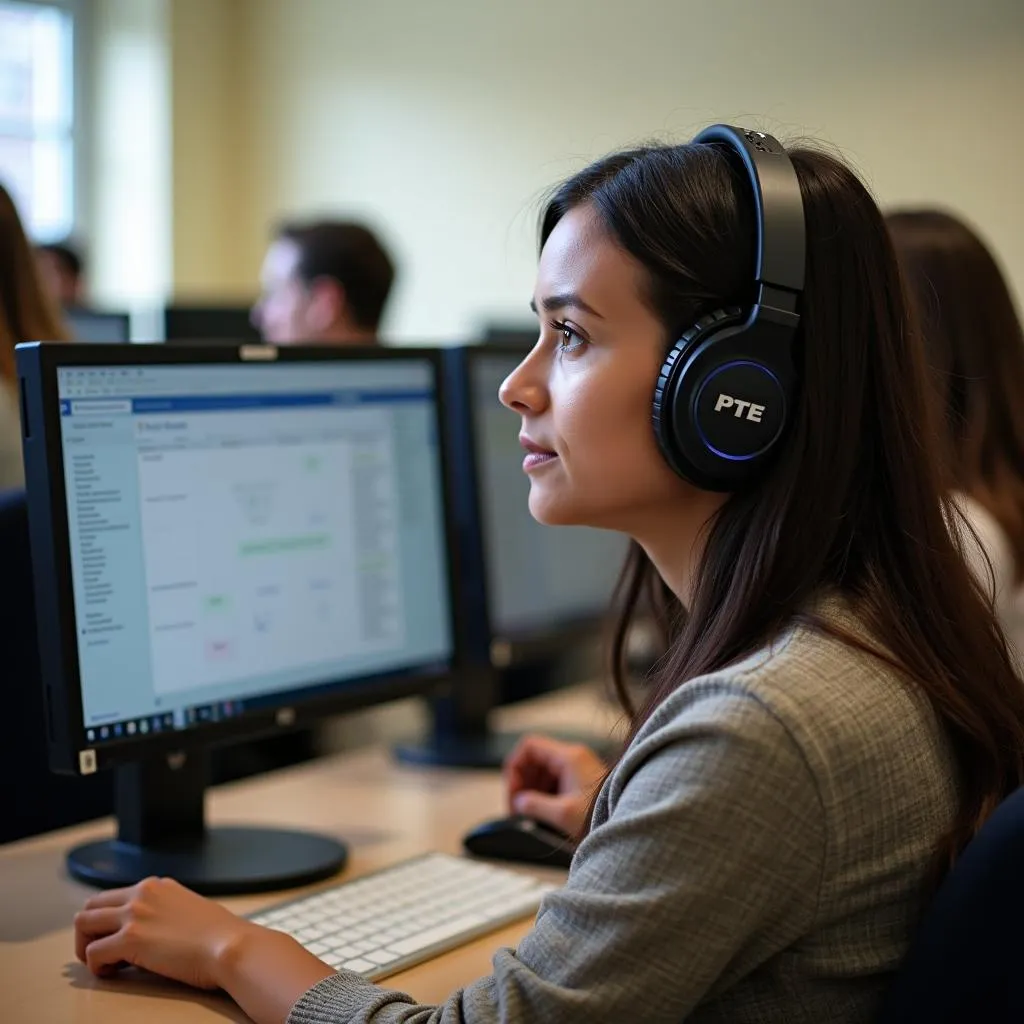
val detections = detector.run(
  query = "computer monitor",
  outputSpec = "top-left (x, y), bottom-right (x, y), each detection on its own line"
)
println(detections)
top-left (16, 341), bottom-right (457, 894)
top-left (481, 323), bottom-right (536, 348)
top-left (163, 304), bottom-right (262, 343)
top-left (65, 308), bottom-right (131, 344)
top-left (396, 344), bottom-right (628, 768)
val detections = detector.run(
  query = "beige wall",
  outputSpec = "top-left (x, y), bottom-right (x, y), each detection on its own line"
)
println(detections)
top-left (234, 0), bottom-right (1024, 342)
top-left (85, 0), bottom-right (172, 311)
top-left (89, 0), bottom-right (1024, 335)
top-left (169, 0), bottom-right (254, 300)
top-left (85, 0), bottom-right (253, 313)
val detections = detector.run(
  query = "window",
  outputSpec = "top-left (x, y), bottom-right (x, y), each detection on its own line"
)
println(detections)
top-left (0, 0), bottom-right (75, 241)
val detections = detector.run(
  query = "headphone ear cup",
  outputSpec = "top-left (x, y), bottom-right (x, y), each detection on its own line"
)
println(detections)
top-left (653, 308), bottom-right (744, 482)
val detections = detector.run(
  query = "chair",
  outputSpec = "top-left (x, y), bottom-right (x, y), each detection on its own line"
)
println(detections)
top-left (0, 489), bottom-right (112, 844)
top-left (875, 785), bottom-right (1024, 1022)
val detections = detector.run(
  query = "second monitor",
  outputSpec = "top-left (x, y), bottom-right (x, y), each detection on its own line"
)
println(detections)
top-left (398, 344), bottom-right (628, 767)
top-left (469, 346), bottom-right (628, 663)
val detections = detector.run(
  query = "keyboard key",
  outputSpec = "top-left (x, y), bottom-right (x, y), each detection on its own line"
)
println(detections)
top-left (365, 949), bottom-right (401, 966)
top-left (343, 958), bottom-right (376, 974)
top-left (390, 914), bottom-right (487, 957)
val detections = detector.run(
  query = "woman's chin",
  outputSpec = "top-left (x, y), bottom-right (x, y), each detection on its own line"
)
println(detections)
top-left (527, 490), bottom-right (587, 528)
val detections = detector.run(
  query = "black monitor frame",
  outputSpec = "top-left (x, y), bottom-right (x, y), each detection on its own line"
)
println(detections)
top-left (16, 341), bottom-right (463, 892)
top-left (163, 304), bottom-right (262, 343)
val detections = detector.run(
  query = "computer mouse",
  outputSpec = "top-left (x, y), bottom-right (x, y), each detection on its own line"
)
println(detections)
top-left (462, 814), bottom-right (576, 869)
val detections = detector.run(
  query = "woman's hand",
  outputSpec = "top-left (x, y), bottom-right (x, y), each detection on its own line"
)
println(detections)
top-left (75, 877), bottom-right (335, 1024)
top-left (75, 876), bottom-right (255, 988)
top-left (504, 735), bottom-right (607, 836)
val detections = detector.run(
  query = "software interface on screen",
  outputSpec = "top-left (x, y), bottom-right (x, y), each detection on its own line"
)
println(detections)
top-left (470, 354), bottom-right (628, 637)
top-left (57, 360), bottom-right (452, 744)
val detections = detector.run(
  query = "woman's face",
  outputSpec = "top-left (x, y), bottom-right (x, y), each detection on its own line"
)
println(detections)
top-left (500, 204), bottom-right (693, 535)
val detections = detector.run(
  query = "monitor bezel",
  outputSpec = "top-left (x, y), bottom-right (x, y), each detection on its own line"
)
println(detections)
top-left (16, 341), bottom-right (463, 775)
top-left (454, 343), bottom-right (623, 662)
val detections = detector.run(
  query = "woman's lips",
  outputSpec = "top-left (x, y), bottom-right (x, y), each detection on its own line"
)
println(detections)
top-left (523, 451), bottom-right (558, 472)
top-left (519, 435), bottom-right (558, 473)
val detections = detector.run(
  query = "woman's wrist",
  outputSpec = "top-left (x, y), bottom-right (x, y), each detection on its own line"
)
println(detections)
top-left (212, 919), bottom-right (335, 1022)
top-left (211, 918), bottom-right (265, 990)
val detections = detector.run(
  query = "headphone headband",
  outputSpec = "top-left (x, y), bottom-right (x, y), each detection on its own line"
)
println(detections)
top-left (693, 125), bottom-right (806, 309)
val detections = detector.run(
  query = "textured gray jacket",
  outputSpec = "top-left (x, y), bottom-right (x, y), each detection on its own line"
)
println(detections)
top-left (289, 598), bottom-right (958, 1023)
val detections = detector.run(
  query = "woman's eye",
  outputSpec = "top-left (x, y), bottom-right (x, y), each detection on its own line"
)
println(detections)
top-left (553, 322), bottom-right (587, 354)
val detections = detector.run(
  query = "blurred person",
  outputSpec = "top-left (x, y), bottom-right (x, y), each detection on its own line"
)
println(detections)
top-left (0, 184), bottom-right (69, 489)
top-left (251, 220), bottom-right (395, 345)
top-left (36, 240), bottom-right (86, 308)
top-left (888, 209), bottom-right (1024, 669)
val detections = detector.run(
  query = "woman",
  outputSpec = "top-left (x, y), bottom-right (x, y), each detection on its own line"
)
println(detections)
top-left (887, 209), bottom-right (1024, 669)
top-left (0, 182), bottom-right (69, 489)
top-left (73, 128), bottom-right (1024, 1023)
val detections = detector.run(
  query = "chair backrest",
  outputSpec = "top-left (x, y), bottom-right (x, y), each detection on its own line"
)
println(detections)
top-left (0, 489), bottom-right (112, 844)
top-left (875, 785), bottom-right (1024, 1022)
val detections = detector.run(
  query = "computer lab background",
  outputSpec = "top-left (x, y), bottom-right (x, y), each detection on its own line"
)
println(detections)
top-left (4, 0), bottom-right (1023, 827)
top-left (40, 0), bottom-right (1024, 335)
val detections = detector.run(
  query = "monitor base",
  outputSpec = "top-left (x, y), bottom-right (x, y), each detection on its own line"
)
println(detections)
top-left (67, 826), bottom-right (347, 896)
top-left (394, 728), bottom-right (618, 770)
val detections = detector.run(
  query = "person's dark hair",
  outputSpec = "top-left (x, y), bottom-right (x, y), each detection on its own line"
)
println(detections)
top-left (276, 220), bottom-right (395, 330)
top-left (37, 240), bottom-right (84, 278)
top-left (887, 209), bottom-right (1024, 582)
top-left (540, 142), bottom-right (1024, 876)
top-left (0, 183), bottom-right (68, 379)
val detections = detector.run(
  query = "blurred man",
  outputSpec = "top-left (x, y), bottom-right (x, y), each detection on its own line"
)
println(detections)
top-left (251, 220), bottom-right (395, 344)
top-left (36, 241), bottom-right (86, 308)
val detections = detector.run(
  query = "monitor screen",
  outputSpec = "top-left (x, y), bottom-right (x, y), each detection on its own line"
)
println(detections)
top-left (66, 309), bottom-right (130, 343)
top-left (468, 351), bottom-right (628, 639)
top-left (55, 357), bottom-right (452, 746)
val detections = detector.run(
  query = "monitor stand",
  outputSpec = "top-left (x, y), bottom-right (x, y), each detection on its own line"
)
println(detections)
top-left (66, 750), bottom-right (347, 896)
top-left (393, 665), bottom-right (619, 770)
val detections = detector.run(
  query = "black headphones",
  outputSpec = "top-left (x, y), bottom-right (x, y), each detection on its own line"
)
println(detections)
top-left (652, 124), bottom-right (806, 492)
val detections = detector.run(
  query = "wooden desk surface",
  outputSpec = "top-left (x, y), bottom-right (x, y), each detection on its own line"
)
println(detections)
top-left (0, 685), bottom-right (623, 1024)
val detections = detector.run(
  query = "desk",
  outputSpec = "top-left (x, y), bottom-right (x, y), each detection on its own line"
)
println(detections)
top-left (0, 685), bottom-right (623, 1024)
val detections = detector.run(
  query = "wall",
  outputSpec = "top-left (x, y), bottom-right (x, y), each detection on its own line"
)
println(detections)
top-left (84, 0), bottom-right (253, 315)
top-left (233, 0), bottom-right (1024, 342)
top-left (169, 0), bottom-right (253, 300)
top-left (84, 0), bottom-right (172, 312)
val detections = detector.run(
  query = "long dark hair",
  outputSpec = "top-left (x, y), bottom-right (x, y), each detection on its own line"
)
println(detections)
top-left (0, 182), bottom-right (68, 381)
top-left (541, 142), bottom-right (1024, 872)
top-left (887, 209), bottom-right (1024, 581)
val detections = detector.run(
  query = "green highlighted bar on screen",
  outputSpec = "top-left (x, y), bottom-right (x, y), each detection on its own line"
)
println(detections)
top-left (239, 533), bottom-right (330, 557)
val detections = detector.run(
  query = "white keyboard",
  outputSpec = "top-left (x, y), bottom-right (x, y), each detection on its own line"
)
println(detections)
top-left (248, 853), bottom-right (556, 980)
